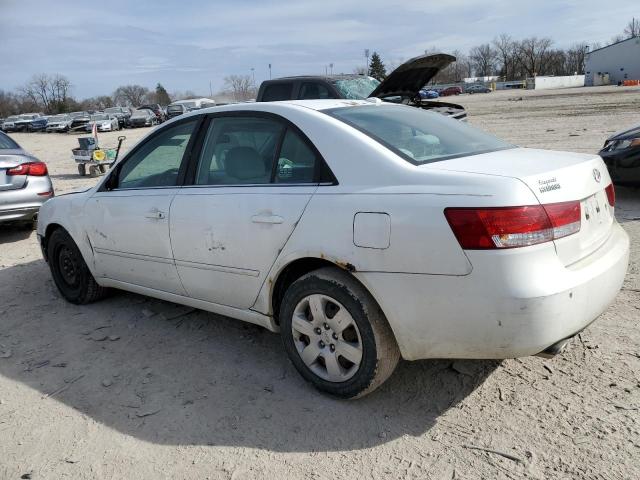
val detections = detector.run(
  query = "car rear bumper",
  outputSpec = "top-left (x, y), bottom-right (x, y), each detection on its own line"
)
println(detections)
top-left (356, 222), bottom-right (630, 360)
top-left (0, 178), bottom-right (54, 223)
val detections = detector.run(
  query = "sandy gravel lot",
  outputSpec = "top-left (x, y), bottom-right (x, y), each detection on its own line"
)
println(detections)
top-left (1, 86), bottom-right (639, 479)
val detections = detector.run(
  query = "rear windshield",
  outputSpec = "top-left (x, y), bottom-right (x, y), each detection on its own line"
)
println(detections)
top-left (167, 105), bottom-right (184, 112)
top-left (0, 132), bottom-right (19, 149)
top-left (325, 104), bottom-right (512, 165)
top-left (332, 77), bottom-right (380, 100)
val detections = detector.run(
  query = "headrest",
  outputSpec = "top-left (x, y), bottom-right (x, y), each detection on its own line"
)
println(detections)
top-left (225, 146), bottom-right (266, 180)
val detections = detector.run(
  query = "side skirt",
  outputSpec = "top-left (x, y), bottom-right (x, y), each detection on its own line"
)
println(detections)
top-left (99, 278), bottom-right (279, 332)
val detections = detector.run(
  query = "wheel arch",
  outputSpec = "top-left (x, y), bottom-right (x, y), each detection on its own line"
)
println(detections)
top-left (268, 255), bottom-right (380, 326)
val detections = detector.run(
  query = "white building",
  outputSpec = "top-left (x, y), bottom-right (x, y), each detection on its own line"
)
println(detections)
top-left (585, 36), bottom-right (640, 86)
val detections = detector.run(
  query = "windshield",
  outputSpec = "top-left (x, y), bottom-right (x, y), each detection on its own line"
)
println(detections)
top-left (104, 107), bottom-right (121, 113)
top-left (49, 115), bottom-right (69, 121)
top-left (332, 77), bottom-right (380, 100)
top-left (91, 114), bottom-right (109, 121)
top-left (5, 116), bottom-right (19, 122)
top-left (19, 115), bottom-right (37, 120)
top-left (326, 104), bottom-right (513, 165)
top-left (0, 132), bottom-right (19, 149)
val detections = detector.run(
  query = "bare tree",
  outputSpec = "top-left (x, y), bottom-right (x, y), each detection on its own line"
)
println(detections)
top-left (492, 34), bottom-right (517, 80)
top-left (624, 17), bottom-right (640, 38)
top-left (224, 75), bottom-right (255, 102)
top-left (353, 66), bottom-right (368, 75)
top-left (565, 42), bottom-right (588, 74)
top-left (515, 37), bottom-right (553, 77)
top-left (113, 85), bottom-right (150, 107)
top-left (17, 73), bottom-right (73, 113)
top-left (469, 43), bottom-right (497, 77)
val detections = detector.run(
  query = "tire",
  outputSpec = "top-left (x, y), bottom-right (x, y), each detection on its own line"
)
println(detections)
top-left (89, 165), bottom-right (99, 177)
top-left (280, 267), bottom-right (400, 399)
top-left (47, 228), bottom-right (107, 305)
top-left (77, 164), bottom-right (86, 176)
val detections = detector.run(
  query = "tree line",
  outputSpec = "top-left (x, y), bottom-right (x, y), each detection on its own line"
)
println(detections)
top-left (0, 77), bottom-right (180, 117)
top-left (367, 18), bottom-right (639, 84)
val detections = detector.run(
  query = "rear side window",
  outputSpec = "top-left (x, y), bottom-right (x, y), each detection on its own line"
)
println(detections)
top-left (261, 83), bottom-right (293, 101)
top-left (195, 117), bottom-right (284, 185)
top-left (0, 132), bottom-right (19, 149)
top-left (275, 129), bottom-right (318, 183)
top-left (299, 83), bottom-right (333, 100)
top-left (117, 119), bottom-right (197, 188)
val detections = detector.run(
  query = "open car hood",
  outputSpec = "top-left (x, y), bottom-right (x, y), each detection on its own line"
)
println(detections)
top-left (608, 124), bottom-right (640, 141)
top-left (369, 53), bottom-right (455, 99)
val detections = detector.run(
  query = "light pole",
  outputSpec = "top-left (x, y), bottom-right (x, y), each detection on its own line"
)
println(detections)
top-left (364, 49), bottom-right (370, 74)
top-left (329, 63), bottom-right (333, 75)
top-left (268, 63), bottom-right (272, 80)
top-left (250, 67), bottom-right (255, 86)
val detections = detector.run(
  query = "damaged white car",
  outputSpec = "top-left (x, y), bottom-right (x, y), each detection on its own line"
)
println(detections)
top-left (37, 100), bottom-right (629, 398)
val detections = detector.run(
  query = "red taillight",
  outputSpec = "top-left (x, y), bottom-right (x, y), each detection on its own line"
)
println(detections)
top-left (444, 201), bottom-right (581, 249)
top-left (605, 183), bottom-right (615, 207)
top-left (6, 162), bottom-right (48, 177)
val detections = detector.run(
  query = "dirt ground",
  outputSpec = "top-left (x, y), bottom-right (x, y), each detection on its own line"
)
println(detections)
top-left (1, 86), bottom-right (639, 479)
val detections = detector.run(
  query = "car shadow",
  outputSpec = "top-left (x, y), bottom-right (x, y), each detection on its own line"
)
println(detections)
top-left (0, 224), bottom-right (34, 244)
top-left (0, 259), bottom-right (498, 451)
top-left (615, 185), bottom-right (640, 224)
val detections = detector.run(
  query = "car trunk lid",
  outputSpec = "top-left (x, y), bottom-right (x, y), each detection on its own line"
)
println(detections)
top-left (427, 148), bottom-right (614, 265)
top-left (0, 152), bottom-right (29, 191)
top-left (369, 53), bottom-right (456, 100)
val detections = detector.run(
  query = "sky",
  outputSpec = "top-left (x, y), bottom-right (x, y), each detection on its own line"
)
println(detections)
top-left (0, 0), bottom-right (638, 98)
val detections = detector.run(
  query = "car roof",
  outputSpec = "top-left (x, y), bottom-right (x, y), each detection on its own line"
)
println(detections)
top-left (266, 74), bottom-right (365, 82)
top-left (188, 99), bottom-right (373, 116)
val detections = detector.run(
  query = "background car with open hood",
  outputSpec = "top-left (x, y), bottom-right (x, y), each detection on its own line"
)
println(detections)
top-left (256, 53), bottom-right (467, 121)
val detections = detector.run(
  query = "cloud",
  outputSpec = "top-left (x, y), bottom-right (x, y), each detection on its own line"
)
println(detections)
top-left (1, 0), bottom-right (638, 97)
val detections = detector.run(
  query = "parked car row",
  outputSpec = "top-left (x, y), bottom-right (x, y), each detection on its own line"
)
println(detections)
top-left (1, 106), bottom-right (168, 133)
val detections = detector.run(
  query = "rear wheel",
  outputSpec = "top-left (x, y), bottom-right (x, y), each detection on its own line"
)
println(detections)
top-left (280, 267), bottom-right (400, 399)
top-left (47, 228), bottom-right (107, 304)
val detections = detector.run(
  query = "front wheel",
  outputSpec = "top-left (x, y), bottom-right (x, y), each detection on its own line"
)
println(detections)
top-left (47, 228), bottom-right (107, 304)
top-left (280, 267), bottom-right (400, 399)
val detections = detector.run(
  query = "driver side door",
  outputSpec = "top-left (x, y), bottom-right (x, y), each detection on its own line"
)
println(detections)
top-left (85, 118), bottom-right (200, 294)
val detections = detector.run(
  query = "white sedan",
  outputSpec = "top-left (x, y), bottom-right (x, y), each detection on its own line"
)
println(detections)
top-left (85, 113), bottom-right (120, 132)
top-left (37, 100), bottom-right (630, 398)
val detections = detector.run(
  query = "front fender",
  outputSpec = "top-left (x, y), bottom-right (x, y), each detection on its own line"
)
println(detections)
top-left (37, 191), bottom-right (97, 274)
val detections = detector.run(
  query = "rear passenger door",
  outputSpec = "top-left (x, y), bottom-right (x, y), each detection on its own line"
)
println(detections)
top-left (169, 113), bottom-right (328, 309)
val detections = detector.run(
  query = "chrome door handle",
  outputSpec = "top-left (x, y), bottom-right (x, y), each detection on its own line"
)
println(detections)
top-left (251, 214), bottom-right (284, 224)
top-left (145, 209), bottom-right (166, 220)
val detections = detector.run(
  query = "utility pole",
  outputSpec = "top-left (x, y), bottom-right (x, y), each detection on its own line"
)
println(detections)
top-left (268, 63), bottom-right (272, 80)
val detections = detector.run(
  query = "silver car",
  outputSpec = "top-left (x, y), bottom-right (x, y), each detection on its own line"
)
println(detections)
top-left (0, 131), bottom-right (54, 226)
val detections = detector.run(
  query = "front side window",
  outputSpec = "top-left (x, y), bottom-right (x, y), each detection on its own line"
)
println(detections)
top-left (117, 119), bottom-right (197, 189)
top-left (326, 104), bottom-right (513, 165)
top-left (195, 116), bottom-right (283, 185)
